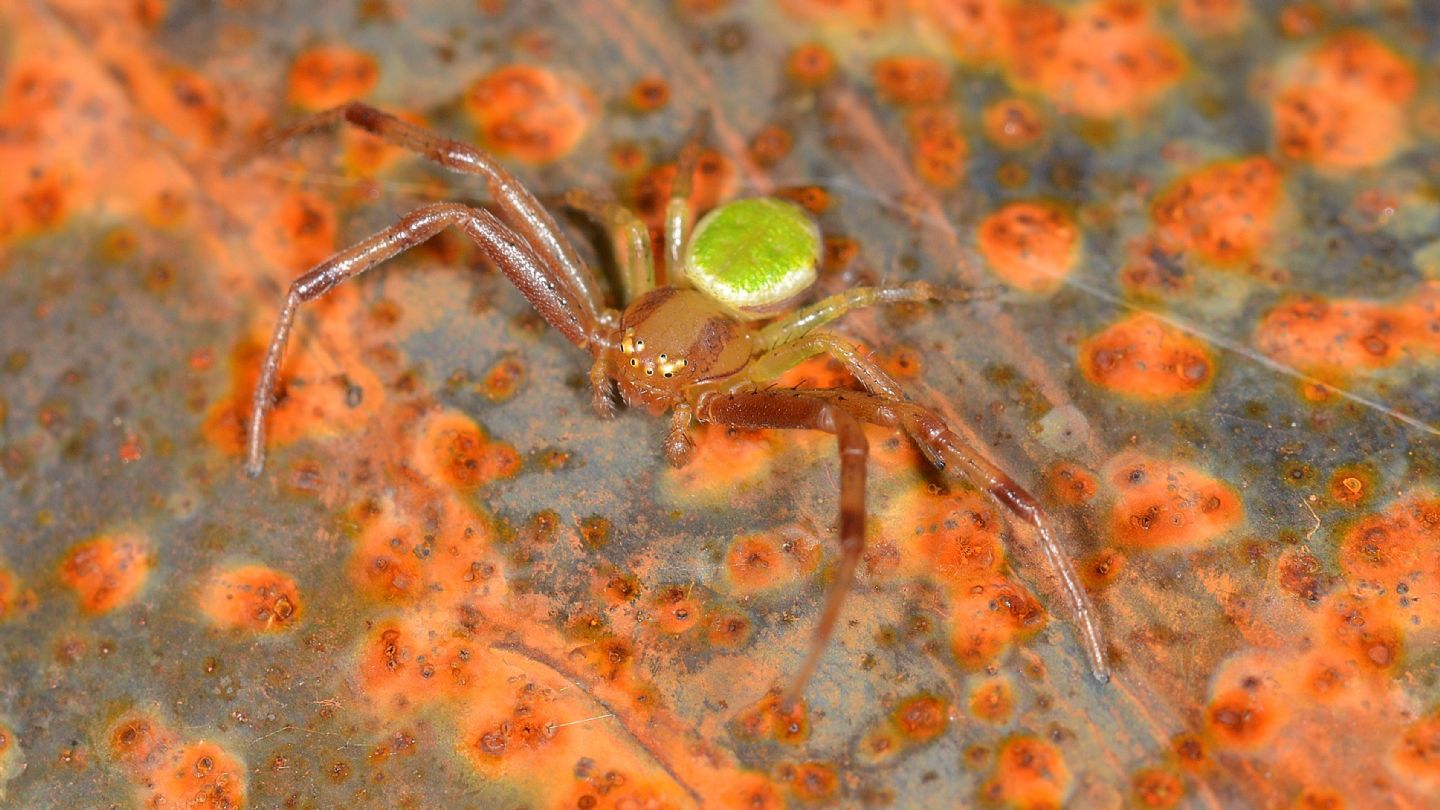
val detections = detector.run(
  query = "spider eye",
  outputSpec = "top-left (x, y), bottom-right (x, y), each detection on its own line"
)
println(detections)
top-left (629, 358), bottom-right (637, 367)
top-left (663, 372), bottom-right (672, 378)
top-left (645, 368), bottom-right (653, 376)
top-left (658, 353), bottom-right (667, 361)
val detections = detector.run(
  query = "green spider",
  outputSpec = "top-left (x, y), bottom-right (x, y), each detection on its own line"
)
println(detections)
top-left (242, 103), bottom-right (1108, 703)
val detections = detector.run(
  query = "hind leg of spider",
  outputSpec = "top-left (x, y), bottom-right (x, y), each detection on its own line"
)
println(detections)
top-left (755, 389), bottom-right (1109, 683)
top-left (229, 102), bottom-right (606, 323)
top-left (245, 202), bottom-right (603, 478)
top-left (695, 390), bottom-right (868, 707)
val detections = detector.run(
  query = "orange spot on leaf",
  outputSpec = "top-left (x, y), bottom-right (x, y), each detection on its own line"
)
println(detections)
top-left (1080, 314), bottom-right (1214, 400)
top-left (198, 565), bottom-right (303, 632)
top-left (59, 533), bottom-right (151, 614)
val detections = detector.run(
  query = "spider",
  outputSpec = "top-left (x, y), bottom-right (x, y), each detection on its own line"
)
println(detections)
top-left (240, 103), bottom-right (1109, 703)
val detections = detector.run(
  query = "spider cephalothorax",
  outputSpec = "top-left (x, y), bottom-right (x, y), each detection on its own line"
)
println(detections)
top-left (242, 103), bottom-right (1109, 703)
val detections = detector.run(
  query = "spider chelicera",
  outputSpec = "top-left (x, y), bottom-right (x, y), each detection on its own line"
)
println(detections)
top-left (240, 103), bottom-right (1109, 702)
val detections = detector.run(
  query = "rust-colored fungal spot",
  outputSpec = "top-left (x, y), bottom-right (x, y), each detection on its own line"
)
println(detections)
top-left (706, 611), bottom-right (752, 648)
top-left (787, 43), bottom-right (836, 87)
top-left (893, 694), bottom-right (949, 743)
top-left (59, 533), bottom-right (151, 614)
top-left (1152, 157), bottom-right (1283, 265)
top-left (413, 410), bottom-right (520, 491)
top-left (890, 488), bottom-right (1005, 587)
top-left (1394, 712), bottom-right (1440, 783)
top-left (480, 357), bottom-right (526, 402)
top-left (977, 201), bottom-right (1079, 294)
top-left (982, 98), bottom-right (1045, 150)
top-left (969, 678), bottom-right (1014, 724)
top-left (1049, 461), bottom-right (1098, 505)
top-left (0, 565), bottom-right (26, 621)
top-left (778, 761), bottom-right (839, 802)
top-left (1132, 767), bottom-right (1185, 808)
top-left (1105, 453), bottom-right (1243, 549)
top-left (1079, 314), bottom-right (1215, 400)
top-left (144, 741), bottom-right (247, 809)
top-left (1008, 0), bottom-right (1186, 118)
top-left (872, 56), bottom-right (950, 106)
top-left (1206, 687), bottom-right (1281, 748)
top-left (749, 123), bottom-right (793, 166)
top-left (350, 515), bottom-right (426, 604)
top-left (735, 693), bottom-right (810, 745)
top-left (664, 424), bottom-right (778, 501)
top-left (1254, 286), bottom-right (1440, 379)
top-left (198, 565), bottom-right (304, 632)
top-left (109, 714), bottom-right (172, 770)
top-left (1338, 498), bottom-right (1440, 616)
top-left (1318, 593), bottom-right (1403, 674)
top-left (358, 619), bottom-right (483, 708)
top-left (776, 185), bottom-right (831, 216)
top-left (626, 76), bottom-right (670, 112)
top-left (725, 529), bottom-right (819, 595)
top-left (1171, 732), bottom-right (1209, 772)
top-left (1328, 466), bottom-right (1374, 508)
top-left (108, 713), bottom-right (246, 810)
top-left (1204, 659), bottom-right (1289, 749)
top-left (2, 166), bottom-right (71, 239)
top-left (464, 65), bottom-right (595, 164)
top-left (287, 45), bottom-right (379, 111)
top-left (949, 580), bottom-right (1046, 670)
top-left (652, 585), bottom-right (703, 634)
top-left (983, 736), bottom-right (1072, 808)
top-left (1272, 31), bottom-right (1416, 169)
top-left (273, 191), bottom-right (338, 273)
top-left (1276, 548), bottom-right (1326, 603)
top-left (904, 106), bottom-right (968, 189)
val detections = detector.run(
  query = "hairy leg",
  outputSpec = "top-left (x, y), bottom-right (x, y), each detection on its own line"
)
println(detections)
top-left (695, 390), bottom-right (868, 706)
top-left (230, 102), bottom-right (607, 325)
top-left (756, 282), bottom-right (947, 349)
top-left (746, 331), bottom-right (905, 399)
top-left (565, 190), bottom-right (655, 306)
top-left (766, 389), bottom-right (1110, 683)
top-left (246, 202), bottom-right (603, 477)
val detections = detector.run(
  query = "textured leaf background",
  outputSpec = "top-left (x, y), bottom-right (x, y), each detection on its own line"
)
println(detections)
top-left (3, 0), bottom-right (1440, 807)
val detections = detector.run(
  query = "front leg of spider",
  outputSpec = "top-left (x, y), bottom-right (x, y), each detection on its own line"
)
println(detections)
top-left (244, 202), bottom-right (610, 478)
top-left (663, 405), bottom-right (695, 468)
top-left (696, 391), bottom-right (868, 707)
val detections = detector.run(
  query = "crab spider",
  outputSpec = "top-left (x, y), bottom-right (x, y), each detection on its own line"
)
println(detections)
top-left (239, 103), bottom-right (1109, 704)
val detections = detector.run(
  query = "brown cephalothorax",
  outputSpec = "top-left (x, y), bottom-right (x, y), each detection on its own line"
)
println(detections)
top-left (240, 103), bottom-right (1110, 704)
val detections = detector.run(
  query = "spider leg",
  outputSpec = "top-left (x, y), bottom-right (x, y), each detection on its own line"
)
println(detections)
top-left (663, 113), bottom-right (707, 286)
top-left (230, 102), bottom-right (608, 326)
top-left (663, 404), bottom-right (695, 467)
top-left (747, 331), bottom-right (906, 399)
top-left (565, 190), bottom-right (656, 306)
top-left (246, 202), bottom-right (603, 477)
top-left (760, 389), bottom-right (1111, 684)
top-left (588, 355), bottom-right (618, 419)
top-left (756, 283), bottom-right (950, 350)
top-left (695, 390), bottom-right (868, 706)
